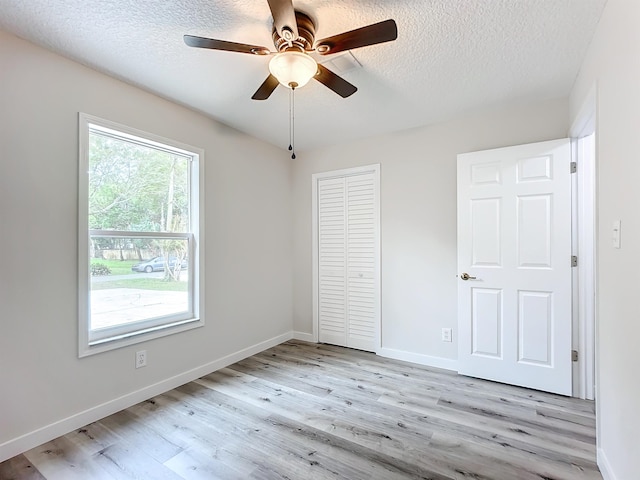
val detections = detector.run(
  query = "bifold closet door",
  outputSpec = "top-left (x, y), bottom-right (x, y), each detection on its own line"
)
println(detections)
top-left (317, 172), bottom-right (378, 352)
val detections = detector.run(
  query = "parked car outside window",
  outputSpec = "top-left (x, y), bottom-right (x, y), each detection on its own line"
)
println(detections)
top-left (131, 256), bottom-right (187, 273)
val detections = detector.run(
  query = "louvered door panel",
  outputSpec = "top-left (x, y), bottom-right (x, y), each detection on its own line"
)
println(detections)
top-left (346, 174), bottom-right (377, 351)
top-left (316, 168), bottom-right (379, 352)
top-left (318, 177), bottom-right (347, 346)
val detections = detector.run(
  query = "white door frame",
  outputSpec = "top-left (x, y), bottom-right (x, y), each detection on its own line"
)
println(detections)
top-left (570, 85), bottom-right (597, 400)
top-left (311, 164), bottom-right (381, 351)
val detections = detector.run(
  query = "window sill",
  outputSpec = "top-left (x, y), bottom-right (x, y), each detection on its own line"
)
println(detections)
top-left (79, 317), bottom-right (203, 358)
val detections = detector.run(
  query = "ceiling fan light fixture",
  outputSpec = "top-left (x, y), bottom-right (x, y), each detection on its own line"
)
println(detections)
top-left (269, 51), bottom-right (318, 89)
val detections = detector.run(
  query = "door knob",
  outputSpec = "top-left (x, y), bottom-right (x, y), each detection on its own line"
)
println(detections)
top-left (460, 272), bottom-right (477, 281)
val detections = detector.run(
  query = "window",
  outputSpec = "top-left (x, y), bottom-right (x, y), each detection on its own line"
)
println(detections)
top-left (78, 113), bottom-right (203, 356)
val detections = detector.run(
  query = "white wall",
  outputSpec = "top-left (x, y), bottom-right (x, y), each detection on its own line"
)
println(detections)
top-left (0, 31), bottom-right (293, 460)
top-left (293, 98), bottom-right (569, 367)
top-left (570, 1), bottom-right (640, 478)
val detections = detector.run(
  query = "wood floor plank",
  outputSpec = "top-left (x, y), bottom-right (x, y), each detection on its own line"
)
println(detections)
top-left (239, 349), bottom-right (598, 465)
top-left (0, 454), bottom-right (46, 480)
top-left (194, 369), bottom-right (439, 455)
top-left (276, 342), bottom-right (596, 415)
top-left (91, 442), bottom-right (183, 480)
top-left (536, 406), bottom-right (597, 428)
top-left (163, 445), bottom-right (256, 480)
top-left (98, 409), bottom-right (184, 463)
top-left (63, 422), bottom-right (122, 456)
top-left (132, 392), bottom-right (278, 478)
top-left (176, 380), bottom-right (453, 480)
top-left (1, 340), bottom-right (601, 480)
top-left (246, 349), bottom-right (596, 448)
top-left (377, 389), bottom-right (597, 461)
top-left (22, 436), bottom-right (115, 480)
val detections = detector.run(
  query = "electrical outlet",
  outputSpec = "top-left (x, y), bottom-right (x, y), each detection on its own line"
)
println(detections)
top-left (135, 350), bottom-right (147, 368)
top-left (442, 328), bottom-right (452, 343)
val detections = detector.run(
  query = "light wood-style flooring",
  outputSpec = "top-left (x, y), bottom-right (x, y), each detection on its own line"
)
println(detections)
top-left (0, 341), bottom-right (601, 479)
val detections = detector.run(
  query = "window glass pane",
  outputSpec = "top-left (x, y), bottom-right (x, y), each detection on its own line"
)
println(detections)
top-left (89, 237), bottom-right (190, 332)
top-left (79, 114), bottom-right (202, 355)
top-left (88, 131), bottom-right (189, 233)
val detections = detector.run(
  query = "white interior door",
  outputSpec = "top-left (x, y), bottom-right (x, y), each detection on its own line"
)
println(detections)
top-left (457, 139), bottom-right (572, 395)
top-left (314, 166), bottom-right (380, 352)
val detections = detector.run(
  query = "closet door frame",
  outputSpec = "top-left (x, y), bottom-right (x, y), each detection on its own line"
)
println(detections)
top-left (312, 164), bottom-right (381, 352)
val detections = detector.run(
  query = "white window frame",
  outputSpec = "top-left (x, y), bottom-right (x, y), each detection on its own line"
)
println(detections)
top-left (78, 113), bottom-right (205, 357)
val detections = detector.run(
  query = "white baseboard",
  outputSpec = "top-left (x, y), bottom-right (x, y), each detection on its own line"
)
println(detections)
top-left (377, 347), bottom-right (458, 372)
top-left (0, 331), bottom-right (293, 463)
top-left (597, 447), bottom-right (617, 480)
top-left (292, 331), bottom-right (316, 342)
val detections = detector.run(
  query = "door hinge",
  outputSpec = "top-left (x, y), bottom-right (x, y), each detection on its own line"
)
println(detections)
top-left (572, 350), bottom-right (579, 362)
top-left (571, 255), bottom-right (578, 267)
top-left (570, 162), bottom-right (577, 173)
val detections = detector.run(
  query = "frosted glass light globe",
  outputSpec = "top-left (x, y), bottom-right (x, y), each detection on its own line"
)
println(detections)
top-left (269, 51), bottom-right (318, 89)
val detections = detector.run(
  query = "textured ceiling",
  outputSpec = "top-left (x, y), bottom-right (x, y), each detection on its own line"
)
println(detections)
top-left (0, 0), bottom-right (607, 152)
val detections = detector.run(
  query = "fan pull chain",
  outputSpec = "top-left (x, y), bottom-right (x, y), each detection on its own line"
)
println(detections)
top-left (288, 88), bottom-right (292, 153)
top-left (289, 87), bottom-right (296, 160)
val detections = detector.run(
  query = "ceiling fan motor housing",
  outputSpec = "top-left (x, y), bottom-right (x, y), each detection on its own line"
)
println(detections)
top-left (184, 0), bottom-right (397, 100)
top-left (272, 11), bottom-right (316, 52)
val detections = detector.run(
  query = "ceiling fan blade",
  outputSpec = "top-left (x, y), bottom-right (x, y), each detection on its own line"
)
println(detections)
top-left (267, 0), bottom-right (299, 40)
top-left (252, 74), bottom-right (280, 100)
top-left (315, 19), bottom-right (398, 55)
top-left (314, 64), bottom-right (357, 98)
top-left (184, 35), bottom-right (271, 55)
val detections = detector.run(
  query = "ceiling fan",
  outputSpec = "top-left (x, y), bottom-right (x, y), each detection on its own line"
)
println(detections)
top-left (184, 0), bottom-right (398, 100)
